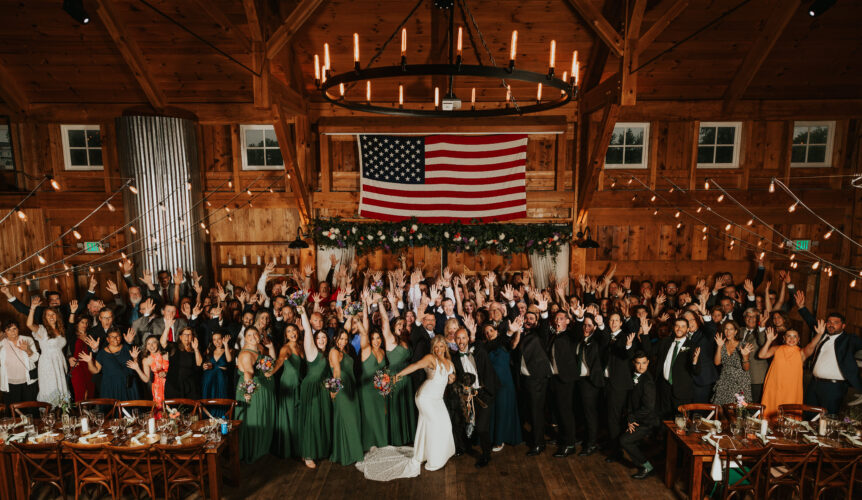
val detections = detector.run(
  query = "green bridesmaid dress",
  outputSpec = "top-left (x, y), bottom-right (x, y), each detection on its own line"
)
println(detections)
top-left (386, 344), bottom-right (416, 446)
top-left (299, 353), bottom-right (332, 460)
top-left (329, 355), bottom-right (364, 465)
top-left (274, 353), bottom-right (302, 458)
top-left (235, 350), bottom-right (276, 463)
top-left (358, 353), bottom-right (388, 450)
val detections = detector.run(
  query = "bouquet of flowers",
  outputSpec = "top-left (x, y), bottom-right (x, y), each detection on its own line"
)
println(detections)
top-left (287, 289), bottom-right (309, 307)
top-left (240, 380), bottom-right (258, 402)
top-left (256, 355), bottom-right (274, 373)
top-left (373, 369), bottom-right (393, 397)
top-left (370, 279), bottom-right (385, 296)
top-left (344, 300), bottom-right (363, 316)
top-left (323, 377), bottom-right (343, 395)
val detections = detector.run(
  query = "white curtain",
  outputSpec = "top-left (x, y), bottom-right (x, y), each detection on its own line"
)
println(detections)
top-left (528, 243), bottom-right (570, 292)
top-left (316, 246), bottom-right (356, 282)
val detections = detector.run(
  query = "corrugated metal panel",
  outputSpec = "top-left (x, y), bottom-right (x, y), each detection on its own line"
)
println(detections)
top-left (116, 116), bottom-right (204, 274)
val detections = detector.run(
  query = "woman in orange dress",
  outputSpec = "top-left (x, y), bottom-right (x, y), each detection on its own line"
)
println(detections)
top-left (758, 326), bottom-right (817, 420)
top-left (127, 335), bottom-right (170, 413)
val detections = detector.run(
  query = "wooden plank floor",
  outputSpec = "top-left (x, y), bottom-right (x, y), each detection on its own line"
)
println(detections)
top-left (223, 445), bottom-right (677, 500)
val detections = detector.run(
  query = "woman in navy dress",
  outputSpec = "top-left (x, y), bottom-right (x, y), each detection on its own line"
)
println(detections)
top-left (202, 332), bottom-right (234, 412)
top-left (481, 323), bottom-right (522, 450)
top-left (78, 328), bottom-right (140, 401)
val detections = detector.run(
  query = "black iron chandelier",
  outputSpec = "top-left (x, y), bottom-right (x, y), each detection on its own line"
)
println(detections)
top-left (314, 0), bottom-right (580, 117)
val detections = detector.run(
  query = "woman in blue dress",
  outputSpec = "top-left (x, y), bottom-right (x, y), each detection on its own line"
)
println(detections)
top-left (78, 328), bottom-right (140, 401)
top-left (481, 323), bottom-right (522, 450)
top-left (202, 332), bottom-right (234, 415)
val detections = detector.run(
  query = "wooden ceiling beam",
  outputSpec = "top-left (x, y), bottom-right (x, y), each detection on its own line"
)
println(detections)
top-left (317, 115), bottom-right (567, 134)
top-left (95, 0), bottom-right (167, 110)
top-left (620, 0), bottom-right (648, 106)
top-left (636, 0), bottom-right (690, 56)
top-left (0, 60), bottom-right (29, 115)
top-left (266, 0), bottom-right (327, 60)
top-left (580, 72), bottom-right (621, 115)
top-left (272, 104), bottom-right (311, 223)
top-left (722, 0), bottom-right (802, 114)
top-left (577, 103), bottom-right (620, 223)
top-left (270, 74), bottom-right (308, 117)
top-left (190, 0), bottom-right (252, 52)
top-left (242, 0), bottom-right (264, 43)
top-left (14, 103), bottom-right (274, 124)
top-left (565, 0), bottom-right (624, 57)
top-left (618, 99), bottom-right (862, 121)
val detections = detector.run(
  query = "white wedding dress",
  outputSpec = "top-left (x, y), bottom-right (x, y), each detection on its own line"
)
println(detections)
top-left (356, 360), bottom-right (456, 481)
top-left (32, 326), bottom-right (69, 404)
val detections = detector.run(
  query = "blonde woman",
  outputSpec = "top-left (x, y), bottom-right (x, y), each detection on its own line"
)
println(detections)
top-left (26, 297), bottom-right (69, 404)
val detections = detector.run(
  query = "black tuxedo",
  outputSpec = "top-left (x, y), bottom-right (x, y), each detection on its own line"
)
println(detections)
top-left (517, 319), bottom-right (551, 448)
top-left (619, 371), bottom-right (659, 467)
top-left (544, 323), bottom-right (580, 448)
top-left (434, 312), bottom-right (464, 335)
top-left (452, 344), bottom-right (500, 459)
top-left (690, 326), bottom-right (719, 404)
top-left (409, 325), bottom-right (436, 385)
top-left (655, 336), bottom-right (701, 419)
top-left (573, 324), bottom-right (608, 447)
top-left (603, 329), bottom-right (636, 455)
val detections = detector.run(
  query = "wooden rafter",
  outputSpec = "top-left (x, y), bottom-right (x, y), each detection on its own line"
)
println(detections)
top-left (242, 0), bottom-right (264, 43)
top-left (620, 0), bottom-right (648, 105)
top-left (270, 73), bottom-right (308, 117)
top-left (0, 60), bottom-right (29, 114)
top-left (577, 103), bottom-right (620, 223)
top-left (580, 72), bottom-right (621, 115)
top-left (722, 0), bottom-right (802, 113)
top-left (565, 0), bottom-right (624, 57)
top-left (95, 0), bottom-right (167, 110)
top-left (636, 0), bottom-right (689, 56)
top-left (266, 0), bottom-right (328, 60)
top-left (272, 104), bottom-right (311, 223)
top-left (190, 0), bottom-right (252, 52)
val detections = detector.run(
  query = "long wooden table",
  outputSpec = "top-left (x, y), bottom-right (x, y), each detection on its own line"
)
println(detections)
top-left (0, 420), bottom-right (241, 500)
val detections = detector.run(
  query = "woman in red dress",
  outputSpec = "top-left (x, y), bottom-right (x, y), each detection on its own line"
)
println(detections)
top-left (66, 311), bottom-right (95, 402)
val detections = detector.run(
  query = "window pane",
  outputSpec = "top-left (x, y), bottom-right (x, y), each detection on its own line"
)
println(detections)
top-left (265, 148), bottom-right (283, 166)
top-left (698, 127), bottom-right (716, 145)
top-left (623, 146), bottom-right (643, 165)
top-left (68, 129), bottom-right (86, 148)
top-left (807, 145), bottom-right (827, 163)
top-left (792, 127), bottom-right (808, 145)
top-left (716, 127), bottom-right (736, 145)
top-left (791, 145), bottom-right (806, 163)
top-left (245, 129), bottom-right (263, 148)
top-left (625, 127), bottom-right (644, 145)
top-left (605, 146), bottom-right (623, 164)
top-left (808, 126), bottom-right (829, 144)
top-left (69, 148), bottom-right (88, 166)
top-left (609, 128), bottom-right (625, 146)
top-left (714, 146), bottom-right (734, 164)
top-left (697, 146), bottom-right (714, 164)
top-left (88, 148), bottom-right (103, 166)
top-left (85, 129), bottom-right (101, 148)
top-left (246, 148), bottom-right (265, 166)
top-left (264, 129), bottom-right (279, 147)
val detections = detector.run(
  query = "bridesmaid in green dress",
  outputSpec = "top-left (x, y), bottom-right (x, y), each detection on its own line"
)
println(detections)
top-left (273, 322), bottom-right (303, 459)
top-left (357, 316), bottom-right (388, 450)
top-left (234, 327), bottom-right (277, 463)
top-left (380, 298), bottom-right (415, 446)
top-left (297, 306), bottom-right (331, 469)
top-left (328, 329), bottom-right (364, 465)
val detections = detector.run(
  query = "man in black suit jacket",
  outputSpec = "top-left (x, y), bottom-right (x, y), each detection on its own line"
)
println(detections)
top-left (620, 351), bottom-right (660, 480)
top-left (544, 310), bottom-right (581, 457)
top-left (517, 306), bottom-right (552, 456)
top-left (603, 312), bottom-right (637, 462)
top-left (452, 328), bottom-right (500, 468)
top-left (653, 318), bottom-right (702, 419)
top-left (409, 313), bottom-right (438, 386)
top-left (573, 312), bottom-right (609, 456)
top-left (804, 312), bottom-right (862, 414)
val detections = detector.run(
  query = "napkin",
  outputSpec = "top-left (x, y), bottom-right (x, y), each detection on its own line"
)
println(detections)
top-left (804, 434), bottom-right (820, 444)
top-left (840, 433), bottom-right (862, 447)
top-left (175, 431), bottom-right (193, 443)
top-left (134, 431), bottom-right (146, 440)
top-left (7, 432), bottom-right (27, 443)
top-left (130, 437), bottom-right (143, 446)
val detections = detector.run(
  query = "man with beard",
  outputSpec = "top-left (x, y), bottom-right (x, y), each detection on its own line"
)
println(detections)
top-left (451, 328), bottom-right (500, 467)
top-left (543, 308), bottom-right (580, 458)
top-left (804, 312), bottom-right (862, 414)
top-left (517, 301), bottom-right (551, 456)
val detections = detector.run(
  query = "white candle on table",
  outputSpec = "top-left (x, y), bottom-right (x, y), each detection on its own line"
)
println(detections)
top-left (81, 417), bottom-right (89, 434)
top-left (819, 418), bottom-right (827, 436)
top-left (148, 418), bottom-right (156, 435)
top-left (760, 418), bottom-right (768, 436)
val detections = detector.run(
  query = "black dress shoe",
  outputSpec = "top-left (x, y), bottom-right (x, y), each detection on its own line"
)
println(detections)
top-left (526, 445), bottom-right (545, 456)
top-left (475, 457), bottom-right (490, 468)
top-left (631, 467), bottom-right (654, 480)
top-left (553, 446), bottom-right (576, 458)
top-left (578, 445), bottom-right (598, 457)
top-left (454, 449), bottom-right (465, 458)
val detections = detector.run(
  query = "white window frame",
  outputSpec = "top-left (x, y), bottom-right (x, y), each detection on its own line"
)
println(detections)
top-left (696, 121), bottom-right (742, 169)
top-left (240, 124), bottom-right (284, 171)
top-left (604, 122), bottom-right (650, 169)
top-left (60, 124), bottom-right (103, 171)
top-left (790, 121), bottom-right (835, 168)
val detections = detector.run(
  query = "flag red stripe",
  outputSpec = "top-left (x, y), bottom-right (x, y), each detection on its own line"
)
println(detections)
top-left (425, 159), bottom-right (526, 172)
top-left (362, 197), bottom-right (525, 212)
top-left (423, 172), bottom-right (525, 185)
top-left (424, 145), bottom-right (527, 159)
top-left (362, 184), bottom-right (524, 198)
top-left (424, 134), bottom-right (527, 145)
top-left (359, 209), bottom-right (527, 223)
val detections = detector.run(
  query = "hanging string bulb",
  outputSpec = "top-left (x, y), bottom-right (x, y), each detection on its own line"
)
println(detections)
top-left (129, 225), bottom-right (137, 235)
top-left (852, 279), bottom-right (857, 288)
top-left (824, 229), bottom-right (833, 239)
top-left (788, 202), bottom-right (798, 213)
top-left (653, 209), bottom-right (659, 216)
top-left (0, 276), bottom-right (8, 285)
top-left (650, 195), bottom-right (656, 202)
top-left (106, 202), bottom-right (115, 212)
top-left (768, 179), bottom-right (775, 193)
top-left (674, 211), bottom-right (680, 218)
top-left (725, 223), bottom-right (732, 231)
top-left (48, 176), bottom-right (61, 191)
top-left (746, 219), bottom-right (754, 226)
top-left (128, 184), bottom-right (138, 195)
top-left (812, 261), bottom-right (820, 270)
top-left (15, 208), bottom-right (26, 221)
top-left (717, 194), bottom-right (725, 202)
top-left (704, 179), bottom-right (710, 190)
top-left (676, 222), bottom-right (682, 229)
top-left (37, 254), bottom-right (46, 264)
top-left (696, 207), bottom-right (703, 213)
top-left (72, 228), bottom-right (82, 239)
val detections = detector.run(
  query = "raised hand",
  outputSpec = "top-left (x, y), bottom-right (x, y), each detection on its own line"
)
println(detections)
top-left (743, 279), bottom-right (754, 295)
top-left (192, 302), bottom-right (202, 317)
top-left (78, 351), bottom-right (92, 363)
top-left (181, 301), bottom-right (191, 318)
top-left (223, 334), bottom-right (231, 347)
top-left (765, 327), bottom-right (777, 343)
top-left (501, 284), bottom-right (515, 302)
top-left (129, 345), bottom-right (140, 360)
top-left (814, 318), bottom-right (826, 337)
top-left (740, 343), bottom-right (753, 357)
top-left (140, 270), bottom-right (154, 287)
top-left (794, 290), bottom-right (805, 308)
top-left (265, 261), bottom-right (276, 274)
top-left (84, 335), bottom-right (100, 351)
top-left (714, 332), bottom-right (725, 347)
top-left (536, 296), bottom-right (548, 312)
top-left (105, 280), bottom-right (119, 295)
top-left (594, 314), bottom-right (604, 329)
top-left (655, 292), bottom-right (666, 305)
top-left (428, 284), bottom-right (440, 303)
top-left (658, 312), bottom-right (671, 323)
top-left (622, 276), bottom-right (632, 290)
top-left (124, 328), bottom-right (136, 345)
top-left (70, 299), bottom-right (78, 312)
top-left (303, 264), bottom-right (313, 277)
top-left (122, 259), bottom-right (134, 275)
top-left (692, 347), bottom-right (701, 364)
top-left (441, 267), bottom-right (453, 286)
top-left (88, 275), bottom-right (98, 291)
top-left (626, 331), bottom-right (636, 347)
top-left (141, 298), bottom-right (155, 316)
top-left (173, 267), bottom-right (184, 284)
top-left (485, 271), bottom-right (497, 285)
top-left (640, 318), bottom-right (652, 336)
top-left (30, 295), bottom-right (42, 308)
top-left (508, 316), bottom-right (524, 333)
top-left (16, 338), bottom-right (30, 353)
top-left (463, 316), bottom-right (476, 335)
top-left (125, 360), bottom-right (139, 370)
top-left (191, 337), bottom-right (199, 351)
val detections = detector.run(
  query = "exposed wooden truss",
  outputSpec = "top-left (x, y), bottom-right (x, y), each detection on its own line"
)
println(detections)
top-left (266, 0), bottom-right (328, 60)
top-left (190, 0), bottom-right (252, 52)
top-left (636, 0), bottom-right (689, 56)
top-left (272, 104), bottom-right (311, 223)
top-left (565, 0), bottom-right (624, 57)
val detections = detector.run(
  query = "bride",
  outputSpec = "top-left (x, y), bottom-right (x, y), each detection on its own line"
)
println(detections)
top-left (356, 335), bottom-right (456, 480)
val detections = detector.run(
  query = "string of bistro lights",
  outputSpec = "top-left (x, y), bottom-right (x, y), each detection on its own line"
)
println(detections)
top-left (770, 177), bottom-right (862, 251)
top-left (1, 174), bottom-right (287, 287)
top-left (0, 175), bottom-right (60, 226)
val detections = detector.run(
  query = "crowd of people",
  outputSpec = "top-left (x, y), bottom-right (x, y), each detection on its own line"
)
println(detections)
top-left (0, 254), bottom-right (859, 480)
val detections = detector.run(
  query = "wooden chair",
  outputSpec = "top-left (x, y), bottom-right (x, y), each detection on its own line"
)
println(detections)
top-left (156, 442), bottom-right (207, 499)
top-left (163, 398), bottom-right (200, 416)
top-left (777, 404), bottom-right (826, 420)
top-left (9, 401), bottom-right (52, 417)
top-left (106, 444), bottom-right (160, 499)
top-left (678, 403), bottom-right (721, 420)
top-left (197, 398), bottom-right (237, 420)
top-left (721, 403), bottom-right (766, 423)
top-left (811, 447), bottom-right (861, 499)
top-left (10, 441), bottom-right (67, 500)
top-left (62, 441), bottom-right (115, 500)
top-left (764, 442), bottom-right (818, 499)
top-left (701, 446), bottom-right (771, 500)
top-left (78, 398), bottom-right (118, 419)
top-left (115, 400), bottom-right (156, 417)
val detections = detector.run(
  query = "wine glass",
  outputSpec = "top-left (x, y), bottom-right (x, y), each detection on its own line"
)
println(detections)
top-left (93, 412), bottom-right (105, 433)
top-left (43, 411), bottom-right (56, 433)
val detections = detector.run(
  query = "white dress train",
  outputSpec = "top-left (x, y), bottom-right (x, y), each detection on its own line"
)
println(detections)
top-left (356, 361), bottom-right (455, 481)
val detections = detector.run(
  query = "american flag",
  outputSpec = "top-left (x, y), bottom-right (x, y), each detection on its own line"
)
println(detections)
top-left (357, 134), bottom-right (528, 223)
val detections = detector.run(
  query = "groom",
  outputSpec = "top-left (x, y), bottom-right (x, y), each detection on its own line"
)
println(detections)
top-left (452, 328), bottom-right (500, 468)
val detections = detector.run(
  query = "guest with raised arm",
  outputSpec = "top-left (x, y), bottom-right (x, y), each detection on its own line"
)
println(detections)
top-left (358, 297), bottom-right (389, 450)
top-left (78, 327), bottom-right (139, 401)
top-left (273, 322), bottom-right (303, 459)
top-left (0, 321), bottom-right (39, 405)
top-left (759, 326), bottom-right (811, 420)
top-left (126, 335), bottom-right (169, 410)
top-left (26, 296), bottom-right (70, 404)
top-left (298, 305), bottom-right (332, 468)
top-left (803, 312), bottom-right (862, 414)
top-left (328, 327), bottom-right (364, 465)
top-left (234, 327), bottom-right (276, 463)
top-left (381, 294), bottom-right (416, 446)
top-left (711, 320), bottom-right (753, 405)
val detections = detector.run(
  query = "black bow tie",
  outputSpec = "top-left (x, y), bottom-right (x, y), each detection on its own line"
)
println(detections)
top-left (458, 352), bottom-right (471, 357)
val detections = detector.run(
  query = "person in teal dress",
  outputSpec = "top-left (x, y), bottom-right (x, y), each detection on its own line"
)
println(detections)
top-left (273, 322), bottom-right (303, 459)
top-left (357, 308), bottom-right (388, 450)
top-left (202, 332), bottom-right (234, 416)
top-left (379, 298), bottom-right (415, 446)
top-left (328, 329), bottom-right (364, 465)
top-left (298, 306), bottom-right (332, 469)
top-left (482, 323), bottom-right (522, 450)
top-left (234, 327), bottom-right (277, 463)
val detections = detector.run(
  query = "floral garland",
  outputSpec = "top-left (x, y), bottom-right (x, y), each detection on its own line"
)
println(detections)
top-left (312, 217), bottom-right (571, 257)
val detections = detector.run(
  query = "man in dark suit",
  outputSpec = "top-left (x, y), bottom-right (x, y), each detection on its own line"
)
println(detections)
top-left (452, 328), bottom-right (500, 468)
top-left (434, 297), bottom-right (464, 334)
top-left (409, 312), bottom-right (438, 386)
top-left (603, 312), bottom-right (637, 462)
top-left (544, 310), bottom-right (580, 458)
top-left (653, 318), bottom-right (702, 419)
top-left (620, 351), bottom-right (660, 480)
top-left (804, 312), bottom-right (862, 414)
top-left (517, 305), bottom-right (551, 456)
top-left (573, 312), bottom-right (608, 456)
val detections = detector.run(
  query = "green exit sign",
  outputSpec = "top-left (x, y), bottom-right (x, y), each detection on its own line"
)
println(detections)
top-left (792, 240), bottom-right (810, 251)
top-left (84, 242), bottom-right (104, 254)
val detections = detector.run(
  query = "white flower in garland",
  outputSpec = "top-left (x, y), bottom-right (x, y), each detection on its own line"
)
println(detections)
top-left (444, 231), bottom-right (450, 238)
top-left (553, 235), bottom-right (559, 241)
top-left (328, 233), bottom-right (336, 240)
top-left (377, 230), bottom-right (383, 236)
top-left (417, 234), bottom-right (423, 240)
top-left (399, 236), bottom-right (405, 242)
top-left (401, 226), bottom-right (407, 232)
top-left (368, 235), bottom-right (374, 241)
top-left (499, 233), bottom-right (506, 240)
top-left (352, 226), bottom-right (358, 234)
top-left (411, 224), bottom-right (418, 231)
top-left (380, 235), bottom-right (386, 241)
top-left (332, 227), bottom-right (340, 234)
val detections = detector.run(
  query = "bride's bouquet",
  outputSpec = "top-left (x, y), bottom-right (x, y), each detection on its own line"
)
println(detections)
top-left (287, 289), bottom-right (309, 307)
top-left (373, 369), bottom-right (393, 397)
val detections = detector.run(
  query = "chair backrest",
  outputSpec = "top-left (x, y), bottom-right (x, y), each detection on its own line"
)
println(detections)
top-left (197, 399), bottom-right (236, 420)
top-left (717, 446), bottom-right (771, 499)
top-left (105, 444), bottom-right (155, 484)
top-left (163, 399), bottom-right (199, 415)
top-left (678, 403), bottom-right (721, 419)
top-left (155, 442), bottom-right (206, 482)
top-left (9, 401), bottom-right (52, 417)
top-left (79, 399), bottom-right (118, 419)
top-left (814, 447), bottom-right (861, 496)
top-left (721, 403), bottom-right (766, 423)
top-left (777, 404), bottom-right (826, 420)
top-left (116, 400), bottom-right (156, 415)
top-left (11, 441), bottom-right (64, 480)
top-left (61, 441), bottom-right (113, 482)
top-left (767, 442), bottom-right (818, 485)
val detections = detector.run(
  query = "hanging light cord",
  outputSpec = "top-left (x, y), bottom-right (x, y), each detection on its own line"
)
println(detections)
top-left (772, 177), bottom-right (862, 250)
